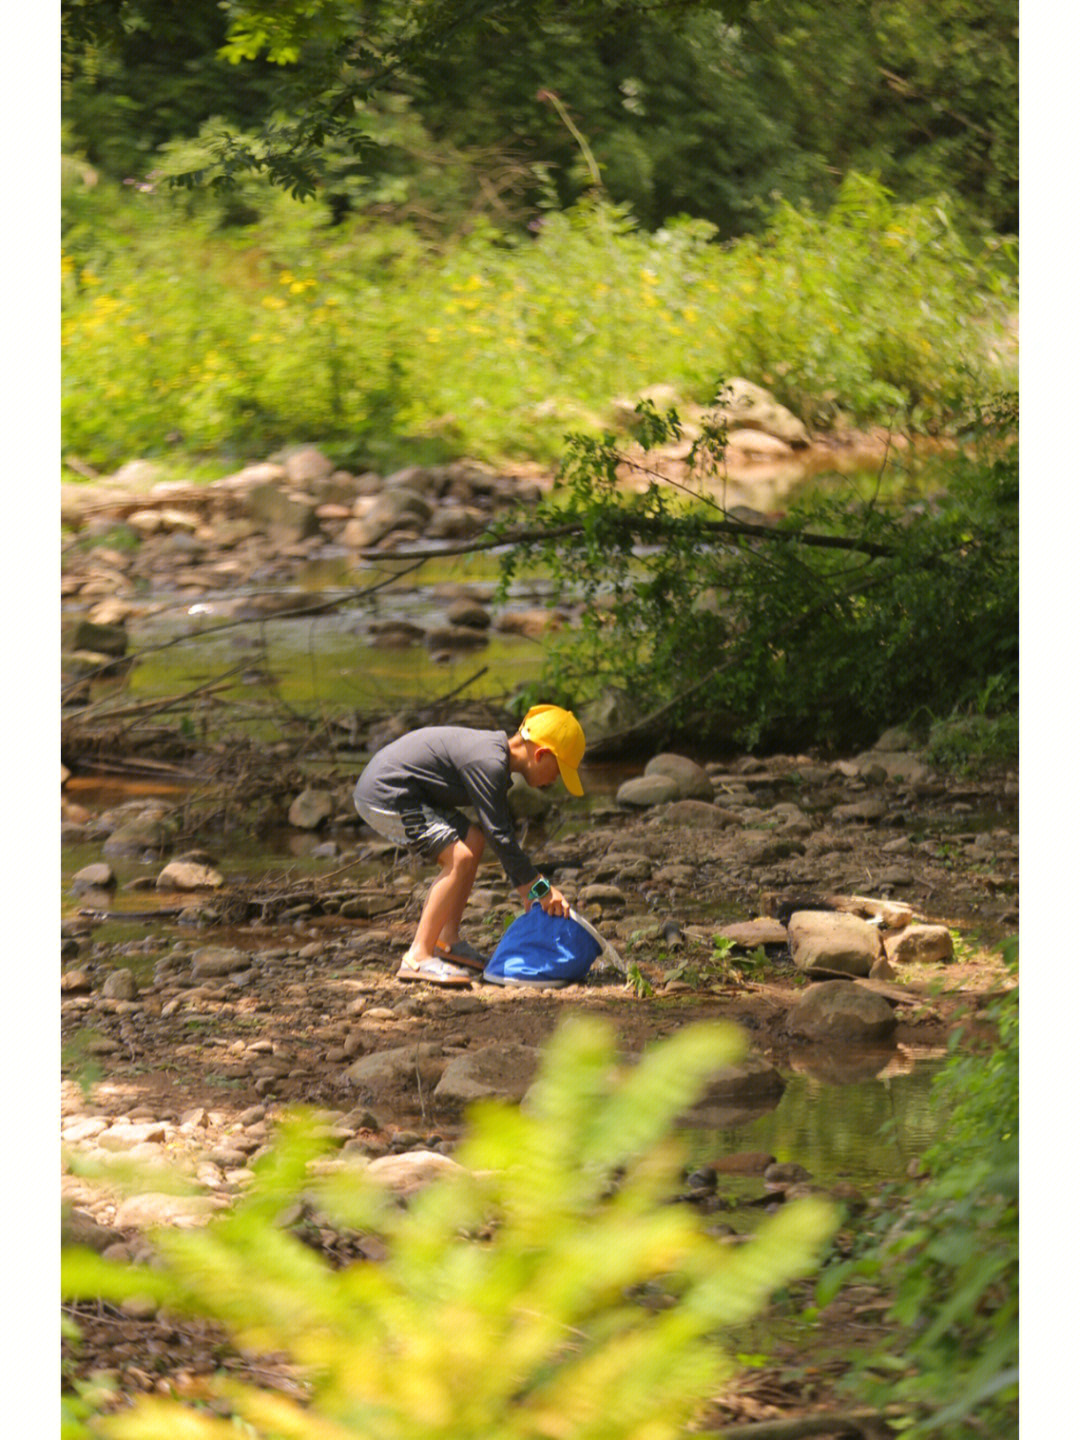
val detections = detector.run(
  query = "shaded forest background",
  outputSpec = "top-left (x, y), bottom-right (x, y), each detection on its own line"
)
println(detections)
top-left (59, 1), bottom-right (1020, 754)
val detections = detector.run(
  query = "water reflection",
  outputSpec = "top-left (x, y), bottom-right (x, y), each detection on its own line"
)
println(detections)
top-left (687, 1056), bottom-right (944, 1189)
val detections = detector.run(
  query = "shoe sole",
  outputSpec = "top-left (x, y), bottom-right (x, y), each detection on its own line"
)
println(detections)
top-left (396, 960), bottom-right (473, 988)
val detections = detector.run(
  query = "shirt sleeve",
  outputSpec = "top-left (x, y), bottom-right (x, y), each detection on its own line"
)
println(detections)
top-left (458, 741), bottom-right (537, 889)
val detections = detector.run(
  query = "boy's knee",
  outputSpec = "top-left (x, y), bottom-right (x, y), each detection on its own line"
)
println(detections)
top-left (441, 831), bottom-right (483, 873)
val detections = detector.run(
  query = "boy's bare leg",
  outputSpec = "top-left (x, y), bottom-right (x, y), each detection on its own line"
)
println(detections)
top-left (403, 827), bottom-right (484, 963)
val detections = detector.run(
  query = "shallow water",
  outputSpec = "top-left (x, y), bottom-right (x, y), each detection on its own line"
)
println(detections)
top-left (686, 1055), bottom-right (943, 1196)
top-left (103, 549), bottom-right (555, 718)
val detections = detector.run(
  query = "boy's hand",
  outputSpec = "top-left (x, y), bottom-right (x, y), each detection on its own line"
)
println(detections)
top-left (517, 882), bottom-right (572, 918)
top-left (540, 886), bottom-right (571, 918)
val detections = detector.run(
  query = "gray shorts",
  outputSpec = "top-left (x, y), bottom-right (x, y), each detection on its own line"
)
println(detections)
top-left (353, 790), bottom-right (470, 862)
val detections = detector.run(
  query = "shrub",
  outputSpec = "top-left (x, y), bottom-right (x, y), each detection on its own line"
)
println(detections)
top-left (499, 392), bottom-right (1018, 753)
top-left (62, 1016), bottom-right (837, 1438)
top-left (821, 943), bottom-right (1018, 1436)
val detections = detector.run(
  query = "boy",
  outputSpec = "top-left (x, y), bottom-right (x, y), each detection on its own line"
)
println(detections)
top-left (353, 704), bottom-right (585, 986)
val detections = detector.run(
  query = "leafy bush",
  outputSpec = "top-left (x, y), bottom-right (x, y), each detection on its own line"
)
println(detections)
top-left (61, 176), bottom-right (1015, 468)
top-left (499, 391), bottom-right (1018, 753)
top-left (821, 944), bottom-right (1018, 1436)
top-left (62, 1016), bottom-right (837, 1438)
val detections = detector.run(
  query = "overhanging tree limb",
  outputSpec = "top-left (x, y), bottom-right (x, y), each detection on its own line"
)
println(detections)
top-left (356, 514), bottom-right (898, 564)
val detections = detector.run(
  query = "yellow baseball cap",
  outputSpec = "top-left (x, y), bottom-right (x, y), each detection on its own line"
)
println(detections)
top-left (520, 704), bottom-right (586, 796)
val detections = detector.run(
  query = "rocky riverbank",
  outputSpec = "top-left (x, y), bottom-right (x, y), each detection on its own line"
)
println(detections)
top-left (61, 437), bottom-right (1017, 1432)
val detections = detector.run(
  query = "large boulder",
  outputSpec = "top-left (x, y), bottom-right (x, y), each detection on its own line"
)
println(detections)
top-left (698, 378), bottom-right (811, 447)
top-left (282, 446), bottom-right (335, 486)
top-left (788, 981), bottom-right (898, 1043)
top-left (852, 750), bottom-right (932, 785)
top-left (643, 753), bottom-right (714, 800)
top-left (787, 910), bottom-right (885, 976)
top-left (507, 771), bottom-right (554, 820)
top-left (101, 968), bottom-right (139, 1001)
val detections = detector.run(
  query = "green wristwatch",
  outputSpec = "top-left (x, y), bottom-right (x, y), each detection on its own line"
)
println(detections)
top-left (528, 876), bottom-right (552, 902)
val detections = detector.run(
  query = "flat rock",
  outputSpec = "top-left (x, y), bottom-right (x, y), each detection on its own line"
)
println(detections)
top-left (345, 1043), bottom-right (446, 1093)
top-left (616, 775), bottom-right (681, 808)
top-left (113, 1192), bottom-right (228, 1229)
top-left (715, 918), bottom-right (789, 948)
top-left (191, 946), bottom-right (248, 979)
top-left (365, 1150), bottom-right (466, 1197)
top-left (433, 1043), bottom-right (544, 1110)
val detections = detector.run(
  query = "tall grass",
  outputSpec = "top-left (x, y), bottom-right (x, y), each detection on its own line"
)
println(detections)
top-left (61, 173), bottom-right (1016, 469)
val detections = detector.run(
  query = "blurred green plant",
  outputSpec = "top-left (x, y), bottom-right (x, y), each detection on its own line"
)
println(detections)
top-left (62, 1015), bottom-right (837, 1437)
top-left (61, 175), bottom-right (1015, 468)
top-left (818, 941), bottom-right (1018, 1436)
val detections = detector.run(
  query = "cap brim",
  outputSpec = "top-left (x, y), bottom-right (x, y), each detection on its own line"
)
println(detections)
top-left (558, 761), bottom-right (584, 797)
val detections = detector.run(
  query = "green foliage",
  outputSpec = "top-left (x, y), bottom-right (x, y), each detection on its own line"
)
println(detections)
top-left (741, 0), bottom-right (1018, 233)
top-left (923, 674), bottom-right (1019, 776)
top-left (61, 176), bottom-right (1015, 468)
top-left (499, 388), bottom-right (1017, 752)
top-left (62, 1016), bottom-right (837, 1437)
top-left (63, 2), bottom-right (1016, 234)
top-left (822, 945), bottom-right (1018, 1435)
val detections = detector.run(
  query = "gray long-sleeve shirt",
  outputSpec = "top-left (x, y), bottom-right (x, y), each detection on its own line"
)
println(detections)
top-left (353, 726), bottom-right (536, 887)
